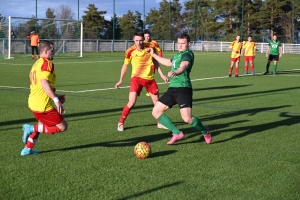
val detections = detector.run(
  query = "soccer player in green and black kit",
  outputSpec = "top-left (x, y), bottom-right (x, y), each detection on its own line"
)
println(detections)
top-left (149, 33), bottom-right (212, 145)
top-left (264, 35), bottom-right (283, 75)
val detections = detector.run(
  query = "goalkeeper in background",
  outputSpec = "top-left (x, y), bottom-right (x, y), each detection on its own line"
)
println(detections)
top-left (27, 31), bottom-right (40, 59)
top-left (144, 30), bottom-right (163, 96)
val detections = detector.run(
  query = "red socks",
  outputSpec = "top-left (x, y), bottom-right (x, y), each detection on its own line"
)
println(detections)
top-left (119, 105), bottom-right (131, 124)
top-left (34, 124), bottom-right (62, 134)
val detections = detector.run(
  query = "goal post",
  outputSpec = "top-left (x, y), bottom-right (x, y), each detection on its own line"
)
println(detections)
top-left (4, 16), bottom-right (83, 59)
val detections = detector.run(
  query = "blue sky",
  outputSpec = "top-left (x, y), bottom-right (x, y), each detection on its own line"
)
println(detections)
top-left (1, 0), bottom-right (184, 20)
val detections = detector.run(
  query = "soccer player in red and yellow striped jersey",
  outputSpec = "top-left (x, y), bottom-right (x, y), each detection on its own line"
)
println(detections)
top-left (144, 30), bottom-right (163, 97)
top-left (144, 30), bottom-right (163, 57)
top-left (21, 40), bottom-right (68, 156)
top-left (228, 35), bottom-right (242, 77)
top-left (115, 32), bottom-right (168, 131)
top-left (241, 35), bottom-right (256, 75)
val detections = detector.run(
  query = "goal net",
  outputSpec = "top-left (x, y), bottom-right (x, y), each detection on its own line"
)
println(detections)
top-left (1, 16), bottom-right (83, 59)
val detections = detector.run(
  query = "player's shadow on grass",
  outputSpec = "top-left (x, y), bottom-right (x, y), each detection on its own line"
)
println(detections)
top-left (116, 181), bottom-right (183, 200)
top-left (193, 84), bottom-right (252, 92)
top-left (39, 131), bottom-right (173, 154)
top-left (170, 105), bottom-right (292, 145)
top-left (212, 112), bottom-right (300, 144)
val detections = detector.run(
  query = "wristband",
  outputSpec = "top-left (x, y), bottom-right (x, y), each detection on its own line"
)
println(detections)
top-left (53, 97), bottom-right (59, 103)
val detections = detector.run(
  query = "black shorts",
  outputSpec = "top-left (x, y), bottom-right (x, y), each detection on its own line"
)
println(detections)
top-left (158, 87), bottom-right (193, 109)
top-left (268, 54), bottom-right (279, 61)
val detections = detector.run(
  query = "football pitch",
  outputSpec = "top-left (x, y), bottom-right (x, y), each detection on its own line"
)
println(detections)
top-left (1, 52), bottom-right (299, 199)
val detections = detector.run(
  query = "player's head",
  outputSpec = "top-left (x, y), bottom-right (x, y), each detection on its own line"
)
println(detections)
top-left (133, 32), bottom-right (144, 50)
top-left (177, 33), bottom-right (190, 52)
top-left (248, 35), bottom-right (252, 42)
top-left (31, 31), bottom-right (35, 34)
top-left (272, 35), bottom-right (277, 41)
top-left (39, 40), bottom-right (55, 60)
top-left (236, 35), bottom-right (241, 41)
top-left (144, 30), bottom-right (151, 42)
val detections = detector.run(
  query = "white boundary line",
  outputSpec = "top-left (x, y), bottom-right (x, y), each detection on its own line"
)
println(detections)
top-left (0, 60), bottom-right (123, 66)
top-left (1, 69), bottom-right (300, 93)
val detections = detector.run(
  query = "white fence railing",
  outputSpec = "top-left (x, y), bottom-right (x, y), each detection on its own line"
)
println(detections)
top-left (2, 39), bottom-right (300, 55)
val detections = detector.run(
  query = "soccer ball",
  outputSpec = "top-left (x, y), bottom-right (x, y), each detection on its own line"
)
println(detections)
top-left (134, 142), bottom-right (151, 159)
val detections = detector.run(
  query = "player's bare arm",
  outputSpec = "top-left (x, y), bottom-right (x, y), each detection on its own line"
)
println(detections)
top-left (115, 64), bottom-right (128, 89)
top-left (279, 46), bottom-right (283, 57)
top-left (168, 61), bottom-right (190, 78)
top-left (156, 65), bottom-right (169, 83)
top-left (266, 46), bottom-right (270, 58)
top-left (41, 79), bottom-right (65, 114)
top-left (149, 48), bottom-right (172, 67)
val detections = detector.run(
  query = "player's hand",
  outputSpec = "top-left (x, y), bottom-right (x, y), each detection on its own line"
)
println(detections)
top-left (279, 53), bottom-right (282, 58)
top-left (57, 94), bottom-right (66, 104)
top-left (266, 54), bottom-right (268, 58)
top-left (168, 71), bottom-right (177, 78)
top-left (115, 80), bottom-right (122, 89)
top-left (161, 75), bottom-right (169, 83)
top-left (55, 101), bottom-right (65, 114)
top-left (147, 47), bottom-right (154, 55)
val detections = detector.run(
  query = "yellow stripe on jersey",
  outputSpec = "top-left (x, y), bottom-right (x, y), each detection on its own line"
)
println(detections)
top-left (229, 41), bottom-right (242, 58)
top-left (124, 45), bottom-right (155, 80)
top-left (243, 41), bottom-right (256, 56)
top-left (28, 58), bottom-right (56, 112)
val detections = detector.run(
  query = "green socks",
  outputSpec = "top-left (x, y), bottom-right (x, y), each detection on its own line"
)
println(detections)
top-left (191, 116), bottom-right (207, 135)
top-left (157, 113), bottom-right (181, 134)
top-left (157, 115), bottom-right (207, 135)
top-left (273, 65), bottom-right (277, 73)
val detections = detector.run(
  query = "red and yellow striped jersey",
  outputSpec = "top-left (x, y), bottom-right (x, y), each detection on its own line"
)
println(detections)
top-left (242, 41), bottom-right (256, 56)
top-left (229, 40), bottom-right (242, 58)
top-left (124, 45), bottom-right (155, 80)
top-left (28, 58), bottom-right (56, 112)
top-left (144, 39), bottom-right (162, 57)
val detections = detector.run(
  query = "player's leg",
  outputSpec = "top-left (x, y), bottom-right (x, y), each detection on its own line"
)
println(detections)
top-left (21, 110), bottom-right (67, 156)
top-left (264, 56), bottom-right (272, 75)
top-left (35, 46), bottom-right (39, 59)
top-left (118, 92), bottom-right (138, 131)
top-left (249, 59), bottom-right (255, 75)
top-left (235, 59), bottom-right (240, 77)
top-left (31, 46), bottom-right (34, 59)
top-left (153, 101), bottom-right (183, 144)
top-left (273, 56), bottom-right (279, 75)
top-left (145, 79), bottom-right (167, 129)
top-left (244, 59), bottom-right (249, 74)
top-left (229, 60), bottom-right (235, 77)
top-left (153, 88), bottom-right (183, 144)
top-left (178, 88), bottom-right (211, 144)
top-left (118, 77), bottom-right (142, 131)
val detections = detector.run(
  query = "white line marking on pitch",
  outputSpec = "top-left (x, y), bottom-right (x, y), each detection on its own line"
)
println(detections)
top-left (1, 69), bottom-right (300, 93)
top-left (0, 60), bottom-right (123, 66)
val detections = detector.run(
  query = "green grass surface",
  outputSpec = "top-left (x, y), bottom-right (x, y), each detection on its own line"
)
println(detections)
top-left (1, 52), bottom-right (300, 200)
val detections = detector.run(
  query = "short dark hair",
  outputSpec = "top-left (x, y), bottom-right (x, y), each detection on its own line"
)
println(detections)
top-left (133, 31), bottom-right (144, 39)
top-left (248, 35), bottom-right (252, 38)
top-left (39, 40), bottom-right (54, 52)
top-left (143, 30), bottom-right (151, 36)
top-left (178, 33), bottom-right (190, 43)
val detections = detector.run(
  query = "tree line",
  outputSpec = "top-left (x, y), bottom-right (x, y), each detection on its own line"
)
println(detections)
top-left (1, 0), bottom-right (300, 43)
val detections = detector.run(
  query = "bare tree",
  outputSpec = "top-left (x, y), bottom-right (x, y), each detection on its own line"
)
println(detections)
top-left (55, 5), bottom-right (75, 20)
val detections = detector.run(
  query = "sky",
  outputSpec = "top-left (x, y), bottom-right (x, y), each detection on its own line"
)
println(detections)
top-left (1, 0), bottom-right (184, 21)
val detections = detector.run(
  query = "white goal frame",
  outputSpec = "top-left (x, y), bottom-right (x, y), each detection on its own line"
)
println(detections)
top-left (7, 16), bottom-right (83, 59)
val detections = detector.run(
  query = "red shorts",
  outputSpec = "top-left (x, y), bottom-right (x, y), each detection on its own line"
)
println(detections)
top-left (231, 57), bottom-right (240, 62)
top-left (244, 56), bottom-right (254, 62)
top-left (130, 77), bottom-right (158, 96)
top-left (32, 108), bottom-right (64, 126)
